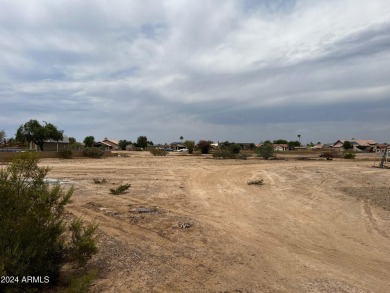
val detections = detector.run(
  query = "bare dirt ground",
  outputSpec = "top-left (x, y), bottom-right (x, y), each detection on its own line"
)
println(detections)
top-left (41, 152), bottom-right (390, 292)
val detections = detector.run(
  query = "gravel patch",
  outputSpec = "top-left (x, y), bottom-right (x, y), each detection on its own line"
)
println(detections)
top-left (339, 187), bottom-right (390, 211)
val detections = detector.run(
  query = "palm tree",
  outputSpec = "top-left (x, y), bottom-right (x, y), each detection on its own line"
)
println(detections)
top-left (297, 134), bottom-right (301, 145)
top-left (180, 136), bottom-right (184, 143)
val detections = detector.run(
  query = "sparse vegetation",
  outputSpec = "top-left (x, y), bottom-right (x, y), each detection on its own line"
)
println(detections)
top-left (343, 153), bottom-right (356, 159)
top-left (59, 149), bottom-right (73, 159)
top-left (236, 153), bottom-right (249, 160)
top-left (110, 183), bottom-right (131, 195)
top-left (0, 153), bottom-right (98, 292)
top-left (64, 270), bottom-right (97, 293)
top-left (83, 147), bottom-right (104, 158)
top-left (213, 150), bottom-right (236, 159)
top-left (150, 148), bottom-right (167, 156)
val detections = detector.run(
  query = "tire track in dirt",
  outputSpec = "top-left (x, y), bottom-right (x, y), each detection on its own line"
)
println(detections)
top-left (362, 202), bottom-right (389, 239)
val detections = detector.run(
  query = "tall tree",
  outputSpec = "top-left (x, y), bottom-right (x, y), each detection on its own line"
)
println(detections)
top-left (180, 136), bottom-right (184, 143)
top-left (16, 120), bottom-right (63, 151)
top-left (343, 141), bottom-right (353, 150)
top-left (297, 134), bottom-right (301, 144)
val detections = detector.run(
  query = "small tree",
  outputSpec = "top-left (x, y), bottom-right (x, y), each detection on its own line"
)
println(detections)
top-left (257, 142), bottom-right (274, 159)
top-left (0, 153), bottom-right (98, 291)
top-left (229, 144), bottom-right (241, 154)
top-left (136, 136), bottom-right (148, 149)
top-left (0, 129), bottom-right (6, 142)
top-left (273, 139), bottom-right (288, 144)
top-left (198, 140), bottom-right (212, 154)
top-left (83, 136), bottom-right (95, 147)
top-left (118, 140), bottom-right (132, 150)
top-left (184, 140), bottom-right (195, 154)
top-left (288, 140), bottom-right (301, 150)
top-left (68, 137), bottom-right (76, 144)
top-left (343, 141), bottom-right (353, 150)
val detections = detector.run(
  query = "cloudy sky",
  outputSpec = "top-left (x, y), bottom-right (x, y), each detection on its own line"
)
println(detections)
top-left (1, 0), bottom-right (389, 144)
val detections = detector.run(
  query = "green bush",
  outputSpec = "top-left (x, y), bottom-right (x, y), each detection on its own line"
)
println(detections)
top-left (64, 270), bottom-right (97, 293)
top-left (343, 153), bottom-right (356, 159)
top-left (198, 140), bottom-right (212, 154)
top-left (256, 143), bottom-right (275, 159)
top-left (59, 149), bottom-right (73, 159)
top-left (149, 148), bottom-right (167, 156)
top-left (83, 147), bottom-right (104, 158)
top-left (229, 144), bottom-right (241, 154)
top-left (0, 153), bottom-right (98, 292)
top-left (110, 183), bottom-right (131, 195)
top-left (184, 140), bottom-right (195, 154)
top-left (213, 150), bottom-right (235, 159)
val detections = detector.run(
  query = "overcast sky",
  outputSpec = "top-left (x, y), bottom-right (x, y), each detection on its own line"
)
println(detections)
top-left (1, 0), bottom-right (389, 144)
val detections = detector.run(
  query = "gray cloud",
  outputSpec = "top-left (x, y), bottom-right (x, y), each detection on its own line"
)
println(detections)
top-left (1, 0), bottom-right (389, 144)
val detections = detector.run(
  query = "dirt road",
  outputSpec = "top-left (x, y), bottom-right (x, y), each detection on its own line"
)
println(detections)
top-left (43, 153), bottom-right (390, 292)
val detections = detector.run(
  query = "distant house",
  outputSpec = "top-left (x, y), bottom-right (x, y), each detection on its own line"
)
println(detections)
top-left (310, 143), bottom-right (323, 150)
top-left (375, 144), bottom-right (390, 154)
top-left (32, 136), bottom-right (70, 151)
top-left (170, 142), bottom-right (186, 150)
top-left (125, 144), bottom-right (136, 151)
top-left (95, 138), bottom-right (119, 150)
top-left (331, 139), bottom-right (377, 152)
top-left (273, 144), bottom-right (289, 151)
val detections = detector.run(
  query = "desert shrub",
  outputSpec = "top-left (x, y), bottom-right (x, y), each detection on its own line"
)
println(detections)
top-left (83, 147), bottom-right (104, 158)
top-left (59, 149), bottom-right (73, 159)
top-left (256, 143), bottom-right (275, 159)
top-left (236, 153), bottom-right (249, 160)
top-left (93, 178), bottom-right (106, 184)
top-left (343, 153), bottom-right (356, 159)
top-left (213, 150), bottom-right (235, 159)
top-left (150, 148), bottom-right (167, 156)
top-left (198, 140), bottom-right (212, 154)
top-left (184, 140), bottom-right (195, 154)
top-left (64, 270), bottom-right (97, 293)
top-left (0, 153), bottom-right (98, 292)
top-left (110, 183), bottom-right (131, 195)
top-left (248, 179), bottom-right (264, 185)
top-left (68, 219), bottom-right (98, 266)
top-left (229, 144), bottom-right (241, 154)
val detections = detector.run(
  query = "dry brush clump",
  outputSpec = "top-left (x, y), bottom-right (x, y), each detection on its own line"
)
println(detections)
top-left (149, 148), bottom-right (167, 156)
top-left (83, 147), bottom-right (104, 158)
top-left (93, 178), bottom-right (107, 184)
top-left (247, 179), bottom-right (264, 186)
top-left (110, 183), bottom-right (131, 195)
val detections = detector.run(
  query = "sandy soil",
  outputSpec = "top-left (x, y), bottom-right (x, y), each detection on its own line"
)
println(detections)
top-left (40, 153), bottom-right (390, 292)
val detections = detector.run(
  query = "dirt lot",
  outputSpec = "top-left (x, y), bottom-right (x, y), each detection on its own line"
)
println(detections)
top-left (40, 152), bottom-right (390, 292)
